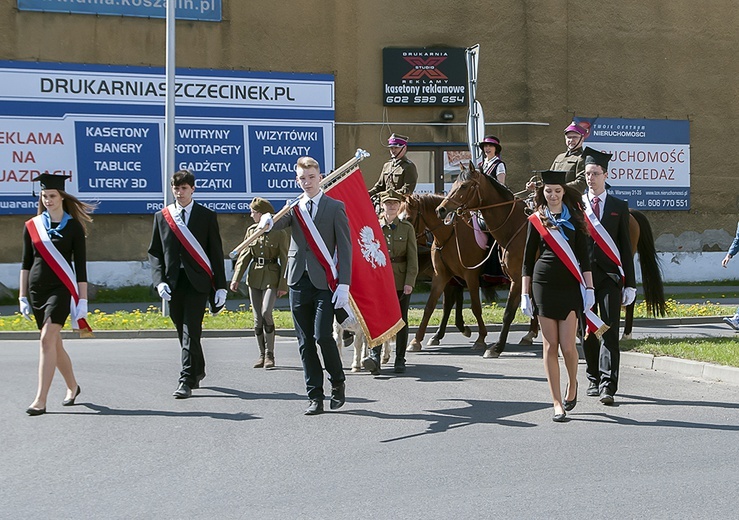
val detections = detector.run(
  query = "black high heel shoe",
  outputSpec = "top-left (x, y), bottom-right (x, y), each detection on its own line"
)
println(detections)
top-left (26, 407), bottom-right (46, 416)
top-left (564, 382), bottom-right (578, 412)
top-left (62, 386), bottom-right (81, 406)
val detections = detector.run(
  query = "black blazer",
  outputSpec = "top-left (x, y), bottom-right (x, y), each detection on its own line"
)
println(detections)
top-left (589, 194), bottom-right (636, 288)
top-left (148, 202), bottom-right (227, 294)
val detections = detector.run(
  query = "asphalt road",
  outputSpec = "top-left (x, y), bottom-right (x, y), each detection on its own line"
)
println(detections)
top-left (3, 327), bottom-right (738, 520)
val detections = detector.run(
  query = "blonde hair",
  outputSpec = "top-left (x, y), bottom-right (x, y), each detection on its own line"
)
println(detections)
top-left (37, 190), bottom-right (97, 235)
top-left (296, 156), bottom-right (320, 171)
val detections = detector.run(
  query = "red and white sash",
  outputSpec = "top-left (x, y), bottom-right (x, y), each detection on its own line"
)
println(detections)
top-left (162, 204), bottom-right (214, 283)
top-left (528, 213), bottom-right (608, 338)
top-left (582, 195), bottom-right (624, 280)
top-left (25, 215), bottom-right (93, 336)
top-left (293, 199), bottom-right (339, 291)
top-left (292, 197), bottom-right (355, 318)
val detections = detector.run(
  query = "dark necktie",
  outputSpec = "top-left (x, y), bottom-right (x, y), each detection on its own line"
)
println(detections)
top-left (592, 196), bottom-right (601, 219)
top-left (307, 200), bottom-right (314, 220)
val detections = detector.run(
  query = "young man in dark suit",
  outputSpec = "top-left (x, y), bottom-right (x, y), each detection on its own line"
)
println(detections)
top-left (148, 170), bottom-right (228, 399)
top-left (260, 156), bottom-right (352, 415)
top-left (582, 148), bottom-right (636, 405)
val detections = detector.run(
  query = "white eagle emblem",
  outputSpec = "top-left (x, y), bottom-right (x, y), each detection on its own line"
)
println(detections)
top-left (358, 226), bottom-right (387, 268)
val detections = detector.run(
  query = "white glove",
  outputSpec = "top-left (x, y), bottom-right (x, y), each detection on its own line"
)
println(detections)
top-left (214, 288), bottom-right (227, 307)
top-left (76, 299), bottom-right (88, 321)
top-left (332, 284), bottom-right (350, 309)
top-left (19, 296), bottom-right (32, 320)
top-left (258, 213), bottom-right (273, 231)
top-left (622, 286), bottom-right (637, 306)
top-left (520, 294), bottom-right (534, 318)
top-left (584, 288), bottom-right (595, 311)
top-left (157, 282), bottom-right (172, 301)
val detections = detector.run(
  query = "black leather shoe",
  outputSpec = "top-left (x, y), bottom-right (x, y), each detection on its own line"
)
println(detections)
top-left (173, 383), bottom-right (192, 399)
top-left (393, 363), bottom-right (406, 374)
top-left (552, 412), bottom-right (567, 423)
top-left (599, 389), bottom-right (615, 405)
top-left (564, 382), bottom-right (578, 412)
top-left (305, 399), bottom-right (324, 415)
top-left (62, 385), bottom-right (81, 406)
top-left (26, 407), bottom-right (46, 416)
top-left (587, 381), bottom-right (599, 397)
top-left (330, 383), bottom-right (346, 410)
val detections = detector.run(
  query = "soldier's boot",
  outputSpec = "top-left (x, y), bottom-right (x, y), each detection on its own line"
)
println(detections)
top-left (394, 343), bottom-right (407, 374)
top-left (362, 346), bottom-right (382, 376)
top-left (264, 324), bottom-right (276, 369)
top-left (254, 329), bottom-right (266, 368)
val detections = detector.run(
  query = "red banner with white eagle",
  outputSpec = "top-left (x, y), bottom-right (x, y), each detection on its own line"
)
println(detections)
top-left (325, 167), bottom-right (404, 346)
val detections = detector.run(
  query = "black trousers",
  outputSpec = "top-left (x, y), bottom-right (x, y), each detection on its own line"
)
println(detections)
top-left (583, 274), bottom-right (622, 394)
top-left (290, 273), bottom-right (345, 400)
top-left (170, 269), bottom-right (208, 387)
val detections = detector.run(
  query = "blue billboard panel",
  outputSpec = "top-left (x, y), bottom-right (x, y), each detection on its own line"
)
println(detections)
top-left (248, 126), bottom-right (325, 193)
top-left (575, 117), bottom-right (690, 211)
top-left (18, 0), bottom-right (222, 22)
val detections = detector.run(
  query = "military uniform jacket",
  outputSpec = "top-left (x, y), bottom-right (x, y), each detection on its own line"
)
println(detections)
top-left (587, 193), bottom-right (636, 288)
top-left (381, 216), bottom-right (419, 290)
top-left (551, 148), bottom-right (587, 194)
top-left (369, 156), bottom-right (418, 196)
top-left (232, 223), bottom-right (289, 292)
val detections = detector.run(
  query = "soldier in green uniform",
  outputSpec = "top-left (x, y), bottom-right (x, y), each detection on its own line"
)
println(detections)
top-left (362, 189), bottom-right (419, 374)
top-left (527, 121), bottom-right (590, 194)
top-left (368, 134), bottom-right (418, 200)
top-left (230, 197), bottom-right (289, 369)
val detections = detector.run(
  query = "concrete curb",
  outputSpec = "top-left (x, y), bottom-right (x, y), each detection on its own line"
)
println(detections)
top-left (621, 352), bottom-right (739, 385)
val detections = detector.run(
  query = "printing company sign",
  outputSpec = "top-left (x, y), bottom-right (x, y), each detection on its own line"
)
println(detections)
top-left (383, 47), bottom-right (467, 106)
top-left (575, 117), bottom-right (690, 211)
top-left (0, 61), bottom-right (334, 214)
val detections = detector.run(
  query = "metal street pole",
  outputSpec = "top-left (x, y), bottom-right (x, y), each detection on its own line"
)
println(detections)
top-left (465, 44), bottom-right (485, 166)
top-left (162, 0), bottom-right (176, 316)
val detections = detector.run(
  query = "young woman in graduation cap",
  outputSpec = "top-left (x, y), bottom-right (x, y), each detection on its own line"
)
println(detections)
top-left (19, 173), bottom-right (96, 416)
top-left (520, 170), bottom-right (594, 422)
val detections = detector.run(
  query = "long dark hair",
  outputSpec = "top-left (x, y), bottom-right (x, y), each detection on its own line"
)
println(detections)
top-left (533, 184), bottom-right (588, 235)
top-left (36, 191), bottom-right (97, 235)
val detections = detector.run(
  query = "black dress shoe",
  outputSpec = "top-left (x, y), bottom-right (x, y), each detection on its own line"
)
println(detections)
top-left (305, 399), bottom-right (324, 415)
top-left (564, 382), bottom-right (578, 412)
top-left (173, 383), bottom-right (192, 399)
top-left (393, 363), bottom-right (406, 374)
top-left (62, 385), bottom-right (81, 406)
top-left (26, 407), bottom-right (46, 416)
top-left (552, 412), bottom-right (567, 423)
top-left (587, 381), bottom-right (600, 397)
top-left (599, 389), bottom-right (615, 405)
top-left (330, 383), bottom-right (346, 410)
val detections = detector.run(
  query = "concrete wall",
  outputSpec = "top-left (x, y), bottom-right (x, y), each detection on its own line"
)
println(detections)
top-left (1, 0), bottom-right (737, 272)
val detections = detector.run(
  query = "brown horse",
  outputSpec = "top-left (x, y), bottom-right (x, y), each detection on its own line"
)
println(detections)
top-left (436, 164), bottom-right (665, 355)
top-left (404, 193), bottom-right (489, 350)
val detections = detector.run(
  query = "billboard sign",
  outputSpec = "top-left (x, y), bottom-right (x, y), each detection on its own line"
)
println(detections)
top-left (575, 117), bottom-right (690, 210)
top-left (18, 0), bottom-right (222, 22)
top-left (0, 61), bottom-right (335, 215)
top-left (383, 47), bottom-right (467, 107)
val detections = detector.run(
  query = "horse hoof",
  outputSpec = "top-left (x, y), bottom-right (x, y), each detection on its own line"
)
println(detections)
top-left (462, 326), bottom-right (472, 338)
top-left (621, 333), bottom-right (632, 341)
top-left (427, 338), bottom-right (440, 346)
top-left (483, 348), bottom-right (501, 359)
top-left (519, 337), bottom-right (533, 346)
top-left (471, 341), bottom-right (486, 351)
top-left (407, 339), bottom-right (422, 352)
top-left (351, 366), bottom-right (361, 372)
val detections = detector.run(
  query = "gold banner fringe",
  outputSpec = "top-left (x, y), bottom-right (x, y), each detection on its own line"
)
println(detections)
top-left (348, 296), bottom-right (405, 348)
